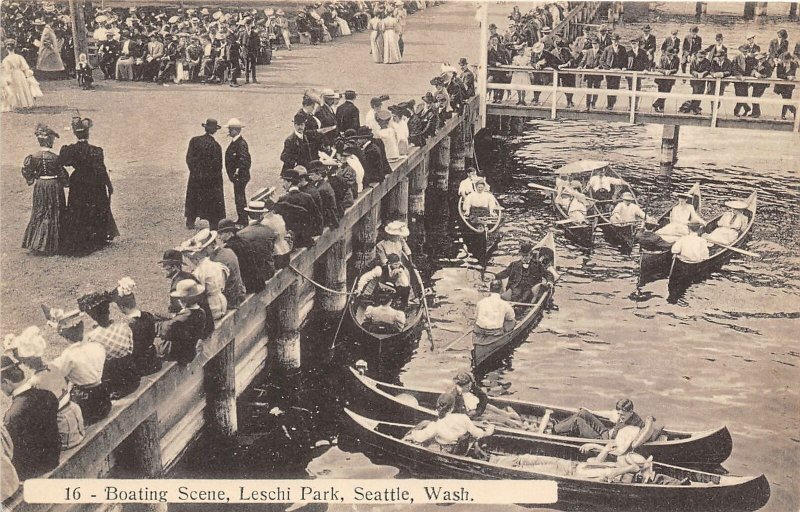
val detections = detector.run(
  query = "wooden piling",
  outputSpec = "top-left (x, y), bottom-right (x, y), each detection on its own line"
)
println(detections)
top-left (315, 239), bottom-right (347, 317)
top-left (430, 136), bottom-right (451, 191)
top-left (408, 157), bottom-right (429, 217)
top-left (274, 283), bottom-right (301, 369)
top-left (383, 177), bottom-right (409, 223)
top-left (116, 413), bottom-right (163, 477)
top-left (204, 340), bottom-right (238, 438)
top-left (352, 202), bottom-right (381, 270)
top-left (450, 124), bottom-right (466, 175)
top-left (660, 125), bottom-right (680, 173)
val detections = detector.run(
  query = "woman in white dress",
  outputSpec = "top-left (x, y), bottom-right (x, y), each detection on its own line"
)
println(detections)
top-left (35, 19), bottom-right (65, 79)
top-left (369, 13), bottom-right (384, 63)
top-left (2, 40), bottom-right (38, 111)
top-left (333, 9), bottom-right (351, 36)
top-left (382, 12), bottom-right (402, 64)
top-left (389, 105), bottom-right (410, 156)
top-left (375, 110), bottom-right (400, 161)
top-left (510, 47), bottom-right (531, 105)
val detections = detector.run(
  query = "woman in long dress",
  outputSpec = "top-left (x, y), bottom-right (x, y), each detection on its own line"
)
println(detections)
top-left (22, 124), bottom-right (69, 255)
top-left (511, 48), bottom-right (531, 105)
top-left (368, 13), bottom-right (384, 63)
top-left (382, 12), bottom-right (402, 64)
top-left (35, 20), bottom-right (65, 79)
top-left (2, 40), bottom-right (37, 111)
top-left (333, 9), bottom-right (351, 36)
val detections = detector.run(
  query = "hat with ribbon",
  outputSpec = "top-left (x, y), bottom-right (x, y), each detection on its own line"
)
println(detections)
top-left (202, 118), bottom-right (221, 130)
top-left (243, 200), bottom-right (271, 214)
top-left (35, 123), bottom-right (59, 139)
top-left (223, 118), bottom-right (245, 129)
top-left (170, 279), bottom-right (206, 299)
top-left (384, 220), bottom-right (410, 237)
top-left (71, 117), bottom-right (92, 133)
top-left (160, 249), bottom-right (183, 265)
top-left (179, 228), bottom-right (217, 253)
top-left (77, 290), bottom-right (113, 313)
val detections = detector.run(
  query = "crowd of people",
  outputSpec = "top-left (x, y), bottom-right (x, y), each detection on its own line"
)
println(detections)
top-left (488, 5), bottom-right (799, 119)
top-left (2, 47), bottom-right (475, 495)
top-left (1, 0), bottom-right (430, 107)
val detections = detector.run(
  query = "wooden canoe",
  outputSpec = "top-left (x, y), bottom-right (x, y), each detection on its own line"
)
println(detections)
top-left (344, 409), bottom-right (768, 512)
top-left (549, 160), bottom-right (602, 249)
top-left (638, 183), bottom-right (702, 287)
top-left (669, 191), bottom-right (757, 291)
top-left (346, 367), bottom-right (733, 465)
top-left (587, 166), bottom-right (640, 253)
top-left (457, 196), bottom-right (503, 264)
top-left (471, 233), bottom-right (556, 370)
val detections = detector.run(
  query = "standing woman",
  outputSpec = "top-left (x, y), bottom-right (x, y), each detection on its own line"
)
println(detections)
top-left (368, 10), bottom-right (384, 63)
top-left (382, 9), bottom-right (402, 64)
top-left (2, 39), bottom-right (37, 112)
top-left (394, 0), bottom-right (407, 56)
top-left (21, 124), bottom-right (69, 255)
top-left (35, 18), bottom-right (65, 79)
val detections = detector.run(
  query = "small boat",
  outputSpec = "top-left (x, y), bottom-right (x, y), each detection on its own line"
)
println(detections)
top-left (586, 165), bottom-right (640, 252)
top-left (344, 409), bottom-right (769, 512)
top-left (346, 368), bottom-right (733, 465)
top-left (550, 160), bottom-right (604, 249)
top-left (472, 233), bottom-right (556, 370)
top-left (669, 191), bottom-right (757, 290)
top-left (457, 196), bottom-right (503, 264)
top-left (638, 183), bottom-right (702, 287)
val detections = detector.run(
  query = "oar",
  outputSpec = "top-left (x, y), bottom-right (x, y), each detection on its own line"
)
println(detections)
top-left (595, 220), bottom-right (643, 228)
top-left (412, 265), bottom-right (435, 350)
top-left (706, 241), bottom-right (761, 258)
top-left (440, 328), bottom-right (473, 352)
top-left (527, 183), bottom-right (558, 193)
top-left (555, 213), bottom-right (604, 225)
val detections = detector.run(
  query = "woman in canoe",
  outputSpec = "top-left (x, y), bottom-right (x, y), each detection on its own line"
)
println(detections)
top-left (654, 191), bottom-right (706, 243)
top-left (704, 200), bottom-right (749, 246)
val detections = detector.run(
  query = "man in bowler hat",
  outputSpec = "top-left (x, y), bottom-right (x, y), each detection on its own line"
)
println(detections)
top-left (185, 118), bottom-right (225, 230)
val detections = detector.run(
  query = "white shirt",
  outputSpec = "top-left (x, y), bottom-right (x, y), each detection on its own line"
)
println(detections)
top-left (475, 293), bottom-right (515, 330)
top-left (346, 155), bottom-right (364, 193)
top-left (364, 304), bottom-right (406, 331)
top-left (671, 233), bottom-right (710, 263)
top-left (568, 198), bottom-right (587, 221)
top-left (356, 265), bottom-right (409, 292)
top-left (193, 257), bottom-right (229, 319)
top-left (462, 191), bottom-right (500, 215)
top-left (409, 413), bottom-right (487, 445)
top-left (458, 177), bottom-right (476, 197)
top-left (588, 175), bottom-right (624, 192)
top-left (610, 201), bottom-right (645, 224)
top-left (376, 238), bottom-right (411, 265)
top-left (669, 203), bottom-right (703, 225)
top-left (376, 127), bottom-right (400, 161)
top-left (51, 342), bottom-right (107, 386)
top-left (364, 108), bottom-right (381, 134)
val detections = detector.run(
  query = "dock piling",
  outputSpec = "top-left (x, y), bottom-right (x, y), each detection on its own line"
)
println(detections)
top-left (660, 124), bottom-right (680, 173)
top-left (409, 158), bottom-right (429, 218)
top-left (353, 202), bottom-right (381, 270)
top-left (315, 239), bottom-right (348, 317)
top-left (204, 340), bottom-right (238, 437)
top-left (430, 137), bottom-right (452, 191)
top-left (274, 283), bottom-right (302, 369)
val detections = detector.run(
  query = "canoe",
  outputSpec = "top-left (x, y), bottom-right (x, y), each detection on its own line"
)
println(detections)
top-left (638, 183), bottom-right (702, 287)
top-left (471, 233), bottom-right (556, 370)
top-left (669, 191), bottom-right (757, 290)
top-left (344, 409), bottom-right (768, 512)
top-left (457, 196), bottom-right (503, 264)
top-left (586, 166), bottom-right (640, 252)
top-left (550, 161), bottom-right (601, 249)
top-left (345, 254), bottom-right (425, 357)
top-left (346, 367), bottom-right (733, 465)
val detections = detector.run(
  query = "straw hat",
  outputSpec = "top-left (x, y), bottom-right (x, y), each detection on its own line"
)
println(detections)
top-left (621, 191), bottom-right (635, 201)
top-left (180, 228), bottom-right (217, 253)
top-left (244, 200), bottom-right (270, 214)
top-left (223, 118), bottom-right (245, 129)
top-left (5, 326), bottom-right (47, 359)
top-left (170, 280), bottom-right (206, 299)
top-left (384, 220), bottom-right (409, 237)
top-left (725, 199), bottom-right (748, 209)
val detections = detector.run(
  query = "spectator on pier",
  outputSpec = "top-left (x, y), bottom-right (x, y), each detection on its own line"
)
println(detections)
top-left (307, 160), bottom-right (342, 228)
top-left (160, 249), bottom-right (214, 339)
top-left (708, 49), bottom-right (733, 109)
top-left (259, 200), bottom-right (294, 271)
top-left (487, 37), bottom-right (510, 104)
top-left (740, 33), bottom-right (761, 59)
top-left (389, 103), bottom-right (412, 156)
top-left (681, 26), bottom-right (702, 73)
top-left (358, 126), bottom-right (393, 185)
top-left (600, 34), bottom-right (627, 110)
top-left (529, 42), bottom-right (561, 106)
top-left (1, 355), bottom-right (60, 480)
top-left (336, 90), bottom-right (361, 132)
top-left (769, 30), bottom-right (790, 65)
top-left (557, 45), bottom-right (580, 109)
top-left (79, 290), bottom-right (139, 400)
top-left (217, 219), bottom-right (272, 294)
top-left (597, 24), bottom-right (612, 51)
top-left (208, 230), bottom-right (246, 310)
top-left (510, 48), bottom-right (531, 105)
top-left (280, 113), bottom-right (315, 176)
top-left (181, 229), bottom-right (229, 320)
top-left (441, 65), bottom-right (466, 114)
top-left (316, 89), bottom-right (340, 145)
top-left (749, 52), bottom-right (774, 118)
top-left (459, 58), bottom-right (476, 98)
top-left (573, 26), bottom-right (593, 53)
top-left (660, 28), bottom-right (681, 56)
top-left (374, 110), bottom-right (401, 162)
top-left (775, 52), bottom-right (798, 120)
top-left (364, 95), bottom-right (389, 135)
top-left (682, 50), bottom-right (712, 115)
top-left (732, 50), bottom-right (754, 117)
top-left (579, 38), bottom-right (603, 111)
top-left (705, 32), bottom-right (728, 61)
top-left (238, 200), bottom-right (282, 265)
top-left (627, 38), bottom-right (650, 109)
top-left (653, 47), bottom-right (680, 113)
top-left (325, 154), bottom-right (355, 211)
top-left (156, 280), bottom-right (207, 365)
top-left (408, 92), bottom-right (439, 147)
top-left (640, 25), bottom-right (656, 65)
top-left (337, 141), bottom-right (365, 196)
top-left (113, 278), bottom-right (162, 378)
top-left (275, 168), bottom-right (322, 249)
top-left (1, 425), bottom-right (20, 500)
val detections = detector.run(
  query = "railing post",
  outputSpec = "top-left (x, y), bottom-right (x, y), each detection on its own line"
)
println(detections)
top-left (273, 282), bottom-right (301, 369)
top-left (408, 157), bottom-right (429, 218)
top-left (352, 201), bottom-right (380, 270)
top-left (315, 238), bottom-right (347, 318)
top-left (711, 77), bottom-right (721, 128)
top-left (629, 72), bottom-right (638, 124)
top-left (450, 123), bottom-right (466, 177)
top-left (383, 177), bottom-right (409, 223)
top-left (204, 340), bottom-right (238, 438)
top-left (551, 70), bottom-right (559, 119)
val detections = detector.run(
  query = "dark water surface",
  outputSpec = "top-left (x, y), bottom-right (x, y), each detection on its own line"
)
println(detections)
top-left (174, 121), bottom-right (799, 512)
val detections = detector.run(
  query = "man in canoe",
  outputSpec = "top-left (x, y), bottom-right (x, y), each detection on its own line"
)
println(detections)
top-left (610, 192), bottom-right (652, 226)
top-left (403, 390), bottom-right (494, 454)
top-left (654, 190), bottom-right (706, 243)
top-left (587, 166), bottom-right (626, 202)
top-left (363, 288), bottom-right (407, 333)
top-left (354, 254), bottom-right (411, 309)
top-left (473, 280), bottom-right (516, 340)
top-left (552, 398), bottom-right (647, 440)
top-left (494, 242), bottom-right (556, 304)
top-left (671, 221), bottom-right (710, 263)
top-left (458, 167), bottom-right (479, 198)
top-left (703, 200), bottom-right (748, 246)
top-left (462, 178), bottom-right (501, 227)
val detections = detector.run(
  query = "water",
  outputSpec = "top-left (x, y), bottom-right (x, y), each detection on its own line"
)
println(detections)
top-left (173, 120), bottom-right (799, 512)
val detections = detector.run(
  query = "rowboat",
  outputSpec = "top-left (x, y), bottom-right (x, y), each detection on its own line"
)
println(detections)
top-left (457, 196), bottom-right (503, 265)
top-left (344, 409), bottom-right (768, 512)
top-left (346, 367), bottom-right (733, 465)
top-left (472, 232), bottom-right (556, 370)
top-left (550, 160), bottom-right (604, 249)
top-left (638, 183), bottom-right (702, 287)
top-left (586, 165), bottom-right (640, 253)
top-left (669, 191), bottom-right (757, 291)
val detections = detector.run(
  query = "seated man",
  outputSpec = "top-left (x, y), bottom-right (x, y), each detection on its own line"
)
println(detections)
top-left (610, 191), bottom-right (651, 226)
top-left (363, 290), bottom-right (407, 333)
top-left (354, 253), bottom-right (411, 309)
top-left (462, 178), bottom-right (501, 226)
top-left (654, 190), bottom-right (705, 243)
top-left (671, 221), bottom-right (710, 263)
top-left (561, 188), bottom-right (591, 223)
top-left (495, 241), bottom-right (556, 304)
top-left (587, 167), bottom-right (625, 202)
top-left (553, 398), bottom-right (647, 440)
top-left (458, 167), bottom-right (479, 198)
top-left (704, 199), bottom-right (748, 246)
top-left (404, 391), bottom-right (494, 454)
top-left (473, 280), bottom-right (516, 339)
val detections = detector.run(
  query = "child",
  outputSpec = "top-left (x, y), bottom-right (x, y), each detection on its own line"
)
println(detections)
top-left (76, 53), bottom-right (93, 90)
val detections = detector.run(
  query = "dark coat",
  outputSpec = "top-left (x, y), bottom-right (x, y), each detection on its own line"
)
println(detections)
top-left (495, 259), bottom-right (547, 294)
top-left (225, 233), bottom-right (273, 293)
top-left (237, 223), bottom-right (277, 275)
top-left (315, 104), bottom-right (337, 129)
top-left (129, 311), bottom-right (162, 376)
top-left (641, 33), bottom-right (657, 58)
top-left (408, 107), bottom-right (438, 147)
top-left (336, 101), bottom-right (361, 132)
top-left (4, 387), bottom-right (60, 480)
top-left (682, 35), bottom-right (703, 58)
top-left (275, 188), bottom-right (323, 247)
top-left (156, 307), bottom-right (206, 365)
top-left (225, 136), bottom-right (251, 184)
top-left (661, 36), bottom-right (681, 54)
top-left (59, 140), bottom-right (119, 254)
top-left (185, 133), bottom-right (225, 223)
top-left (361, 139), bottom-right (391, 186)
top-left (312, 178), bottom-right (341, 228)
top-left (169, 271), bottom-right (215, 338)
top-left (280, 132), bottom-right (313, 174)
top-left (627, 48), bottom-right (650, 71)
top-left (600, 44), bottom-right (628, 69)
top-left (460, 69), bottom-right (476, 97)
top-left (328, 173), bottom-right (354, 211)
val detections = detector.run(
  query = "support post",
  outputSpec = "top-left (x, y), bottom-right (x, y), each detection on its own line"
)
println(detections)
top-left (68, 0), bottom-right (89, 65)
top-left (450, 124), bottom-right (466, 176)
top-left (352, 202), bottom-right (380, 270)
top-left (383, 178), bottom-right (409, 223)
top-left (660, 124), bottom-right (680, 173)
top-left (315, 239), bottom-right (347, 318)
top-left (755, 2), bottom-right (767, 16)
top-left (274, 283), bottom-right (301, 369)
top-left (116, 415), bottom-right (168, 511)
top-left (204, 340), bottom-right (237, 438)
top-left (408, 158), bottom-right (429, 218)
top-left (430, 137), bottom-right (451, 192)
top-left (478, 2), bottom-right (489, 129)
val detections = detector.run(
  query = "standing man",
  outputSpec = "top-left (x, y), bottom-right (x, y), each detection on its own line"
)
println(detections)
top-left (660, 28), bottom-right (681, 56)
top-left (223, 119), bottom-right (251, 226)
top-left (732, 49), bottom-right (753, 117)
top-left (275, 168), bottom-right (322, 248)
top-left (640, 25), bottom-right (656, 66)
top-left (336, 90), bottom-right (361, 132)
top-left (316, 89), bottom-right (340, 146)
top-left (708, 49), bottom-right (732, 110)
top-left (227, 33), bottom-right (242, 87)
top-left (280, 113), bottom-right (314, 175)
top-left (459, 58), bottom-right (476, 97)
top-left (653, 47), bottom-right (680, 113)
top-left (705, 33), bottom-right (727, 60)
top-left (627, 38), bottom-right (650, 109)
top-left (681, 50), bottom-right (711, 114)
top-left (244, 19), bottom-right (260, 84)
top-left (185, 118), bottom-right (225, 230)
top-left (579, 37), bottom-right (603, 111)
top-left (681, 26), bottom-right (702, 73)
top-left (600, 34), bottom-right (627, 110)
top-left (749, 52), bottom-right (774, 118)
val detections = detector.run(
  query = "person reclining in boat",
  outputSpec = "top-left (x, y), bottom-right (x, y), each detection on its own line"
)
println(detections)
top-left (376, 221), bottom-right (412, 266)
top-left (654, 191), bottom-right (706, 244)
top-left (403, 390), bottom-right (494, 454)
top-left (458, 167), bottom-right (479, 198)
top-left (552, 398), bottom-right (648, 440)
top-left (554, 172), bottom-right (573, 196)
top-left (610, 192), bottom-right (652, 226)
top-left (703, 199), bottom-right (748, 246)
top-left (362, 289), bottom-right (407, 333)
top-left (451, 371), bottom-right (537, 430)
top-left (355, 254), bottom-right (411, 309)
top-left (462, 179), bottom-right (501, 226)
top-left (494, 241), bottom-right (557, 305)
top-left (587, 167), bottom-right (626, 202)
top-left (671, 221), bottom-right (710, 263)
top-left (473, 280), bottom-right (516, 339)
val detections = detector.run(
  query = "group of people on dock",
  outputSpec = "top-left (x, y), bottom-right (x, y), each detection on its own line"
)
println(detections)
top-left (2, 52), bottom-right (475, 497)
top-left (489, 6), bottom-right (799, 119)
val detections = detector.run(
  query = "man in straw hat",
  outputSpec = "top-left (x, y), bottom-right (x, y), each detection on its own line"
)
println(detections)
top-left (185, 118), bottom-right (225, 230)
top-left (316, 89), bottom-right (340, 140)
top-left (610, 191), bottom-right (650, 226)
top-left (238, 200), bottom-right (279, 271)
top-left (704, 199), bottom-right (750, 246)
top-left (155, 280), bottom-right (207, 364)
top-left (223, 118), bottom-right (251, 226)
top-left (159, 248), bottom-right (215, 338)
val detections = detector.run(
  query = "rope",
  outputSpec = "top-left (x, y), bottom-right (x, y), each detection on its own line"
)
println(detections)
top-left (288, 265), bottom-right (354, 295)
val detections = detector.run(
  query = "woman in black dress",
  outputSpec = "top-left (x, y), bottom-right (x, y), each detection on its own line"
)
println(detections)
top-left (21, 124), bottom-right (68, 255)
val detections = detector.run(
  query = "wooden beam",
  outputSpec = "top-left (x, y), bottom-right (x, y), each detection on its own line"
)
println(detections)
top-left (204, 340), bottom-right (237, 437)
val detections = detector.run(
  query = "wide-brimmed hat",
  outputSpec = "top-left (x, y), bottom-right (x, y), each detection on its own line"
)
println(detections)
top-left (747, 33), bottom-right (756, 40)
top-left (321, 88), bottom-right (338, 98)
top-left (159, 249), bottom-right (183, 265)
top-left (676, 191), bottom-right (694, 199)
top-left (453, 371), bottom-right (474, 386)
top-left (5, 326), bottom-right (47, 359)
top-left (384, 220), bottom-right (409, 237)
top-left (202, 118), bottom-right (221, 130)
top-left (217, 219), bottom-right (239, 234)
top-left (78, 290), bottom-right (113, 313)
top-left (168, 15), bottom-right (180, 23)
top-left (725, 199), bottom-right (748, 209)
top-left (621, 191), bottom-right (635, 201)
top-left (375, 110), bottom-right (392, 122)
top-left (212, 10), bottom-right (223, 19)
top-left (71, 117), bottom-right (92, 133)
top-left (532, 41), bottom-right (545, 53)
top-left (180, 228), bottom-right (217, 253)
top-left (244, 200), bottom-right (271, 214)
top-left (318, 151), bottom-right (338, 166)
top-left (541, 26), bottom-right (552, 34)
top-left (355, 126), bottom-right (374, 138)
top-left (276, 9), bottom-right (285, 16)
top-left (223, 118), bottom-right (244, 129)
top-left (170, 279), bottom-right (206, 299)
top-left (34, 123), bottom-right (59, 139)
top-left (95, 14), bottom-right (108, 23)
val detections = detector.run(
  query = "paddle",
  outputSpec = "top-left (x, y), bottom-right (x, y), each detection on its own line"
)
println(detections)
top-left (411, 264), bottom-right (434, 350)
top-left (440, 328), bottom-right (473, 352)
top-left (527, 183), bottom-right (558, 193)
top-left (705, 240), bottom-right (761, 258)
top-left (555, 213), bottom-right (604, 225)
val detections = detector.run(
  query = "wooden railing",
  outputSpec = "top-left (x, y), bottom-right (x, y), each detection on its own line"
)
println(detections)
top-left (552, 2), bottom-right (604, 42)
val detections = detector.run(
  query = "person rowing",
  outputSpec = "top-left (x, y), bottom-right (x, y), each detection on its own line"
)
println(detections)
top-left (556, 180), bottom-right (585, 210)
top-left (671, 221), bottom-right (710, 263)
top-left (587, 166), bottom-right (626, 202)
top-left (462, 178), bottom-right (501, 228)
top-left (458, 167), bottom-right (479, 198)
top-left (354, 253), bottom-right (411, 309)
top-left (654, 190), bottom-right (705, 243)
top-left (376, 220), bottom-right (412, 266)
top-left (403, 390), bottom-right (494, 454)
top-left (473, 280), bottom-right (516, 339)
top-left (362, 287), bottom-right (407, 333)
top-left (561, 188), bottom-right (592, 224)
top-left (494, 241), bottom-right (557, 307)
top-left (609, 192), bottom-right (653, 226)
top-left (703, 199), bottom-right (748, 246)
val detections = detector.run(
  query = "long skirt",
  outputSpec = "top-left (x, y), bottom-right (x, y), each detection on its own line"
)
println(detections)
top-left (22, 178), bottom-right (66, 254)
top-left (4, 68), bottom-right (35, 109)
top-left (115, 57), bottom-right (134, 80)
top-left (383, 29), bottom-right (402, 64)
top-left (337, 18), bottom-right (352, 36)
top-left (370, 31), bottom-right (384, 63)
